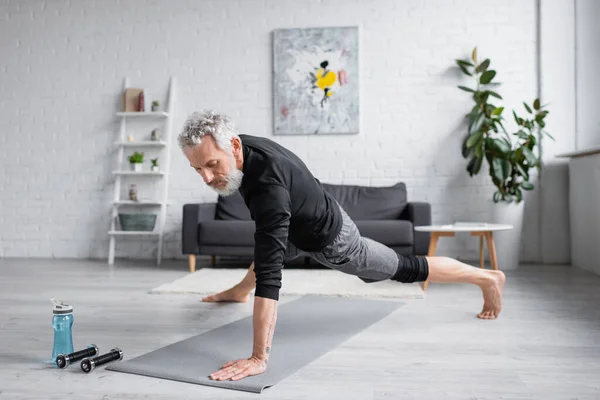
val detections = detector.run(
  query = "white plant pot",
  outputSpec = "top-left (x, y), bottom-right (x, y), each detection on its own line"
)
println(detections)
top-left (488, 200), bottom-right (525, 270)
top-left (131, 163), bottom-right (143, 172)
top-left (151, 166), bottom-right (159, 172)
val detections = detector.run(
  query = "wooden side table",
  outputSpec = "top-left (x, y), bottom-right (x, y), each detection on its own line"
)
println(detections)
top-left (414, 223), bottom-right (513, 290)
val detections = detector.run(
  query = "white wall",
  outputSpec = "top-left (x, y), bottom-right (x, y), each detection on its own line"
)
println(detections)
top-left (575, 0), bottom-right (600, 150)
top-left (522, 0), bottom-right (576, 265)
top-left (1, 0), bottom-right (573, 264)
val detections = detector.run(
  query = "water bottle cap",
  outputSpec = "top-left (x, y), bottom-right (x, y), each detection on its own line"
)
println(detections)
top-left (50, 298), bottom-right (73, 314)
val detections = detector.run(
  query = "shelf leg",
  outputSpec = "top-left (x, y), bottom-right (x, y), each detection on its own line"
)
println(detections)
top-left (157, 235), bottom-right (163, 266)
top-left (108, 236), bottom-right (115, 265)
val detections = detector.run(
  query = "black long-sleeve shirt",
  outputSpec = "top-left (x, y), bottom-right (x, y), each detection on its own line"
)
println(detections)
top-left (237, 134), bottom-right (343, 301)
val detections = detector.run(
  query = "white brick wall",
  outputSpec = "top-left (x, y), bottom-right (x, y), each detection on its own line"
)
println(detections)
top-left (1, 0), bottom-right (553, 262)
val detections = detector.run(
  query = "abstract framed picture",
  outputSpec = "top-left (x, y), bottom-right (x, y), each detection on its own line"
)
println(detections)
top-left (273, 26), bottom-right (359, 135)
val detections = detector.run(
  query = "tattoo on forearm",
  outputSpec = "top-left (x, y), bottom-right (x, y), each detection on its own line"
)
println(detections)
top-left (265, 303), bottom-right (277, 357)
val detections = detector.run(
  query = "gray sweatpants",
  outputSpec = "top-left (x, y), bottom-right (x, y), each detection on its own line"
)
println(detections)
top-left (284, 203), bottom-right (405, 283)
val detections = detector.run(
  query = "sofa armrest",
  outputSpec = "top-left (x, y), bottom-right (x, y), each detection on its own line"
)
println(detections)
top-left (182, 203), bottom-right (217, 255)
top-left (401, 202), bottom-right (431, 256)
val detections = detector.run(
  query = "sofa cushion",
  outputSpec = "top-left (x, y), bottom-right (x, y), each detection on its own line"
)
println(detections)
top-left (321, 182), bottom-right (407, 220)
top-left (199, 220), bottom-right (255, 246)
top-left (199, 220), bottom-right (413, 248)
top-left (215, 193), bottom-right (252, 220)
top-left (355, 220), bottom-right (413, 246)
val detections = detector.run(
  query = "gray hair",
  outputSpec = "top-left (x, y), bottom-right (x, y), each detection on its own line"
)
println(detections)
top-left (178, 110), bottom-right (239, 151)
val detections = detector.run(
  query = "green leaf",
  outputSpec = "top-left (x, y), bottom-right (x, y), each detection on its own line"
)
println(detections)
top-left (493, 191), bottom-right (501, 203)
top-left (515, 188), bottom-right (523, 202)
top-left (492, 106), bottom-right (504, 116)
top-left (543, 130), bottom-right (555, 140)
top-left (487, 90), bottom-right (502, 99)
top-left (466, 157), bottom-right (477, 176)
top-left (529, 134), bottom-right (537, 146)
top-left (517, 130), bottom-right (529, 140)
top-left (473, 155), bottom-right (483, 175)
top-left (476, 59), bottom-right (490, 73)
top-left (513, 111), bottom-right (525, 127)
top-left (480, 70), bottom-right (496, 84)
top-left (521, 181), bottom-right (534, 190)
top-left (474, 142), bottom-right (484, 158)
top-left (459, 64), bottom-right (472, 76)
top-left (492, 157), bottom-right (505, 181)
top-left (497, 120), bottom-right (508, 134)
top-left (456, 59), bottom-right (474, 67)
top-left (469, 113), bottom-right (485, 135)
top-left (535, 110), bottom-right (549, 122)
top-left (533, 98), bottom-right (540, 110)
top-left (458, 85), bottom-right (475, 93)
top-left (516, 163), bottom-right (529, 180)
top-left (466, 130), bottom-right (484, 148)
top-left (501, 158), bottom-right (512, 179)
top-left (523, 102), bottom-right (532, 113)
top-left (522, 147), bottom-right (537, 165)
top-left (492, 138), bottom-right (511, 153)
top-left (461, 134), bottom-right (472, 158)
top-left (472, 47), bottom-right (478, 63)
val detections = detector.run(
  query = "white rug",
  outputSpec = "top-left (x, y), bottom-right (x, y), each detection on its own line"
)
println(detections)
top-left (150, 268), bottom-right (425, 299)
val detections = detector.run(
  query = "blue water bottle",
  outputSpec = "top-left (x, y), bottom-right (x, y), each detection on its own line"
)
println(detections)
top-left (51, 298), bottom-right (74, 365)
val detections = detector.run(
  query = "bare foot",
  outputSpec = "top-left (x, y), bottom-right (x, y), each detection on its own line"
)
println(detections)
top-left (477, 270), bottom-right (506, 319)
top-left (202, 285), bottom-right (251, 303)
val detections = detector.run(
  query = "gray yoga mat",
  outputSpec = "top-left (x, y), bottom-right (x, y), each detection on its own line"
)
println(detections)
top-left (107, 295), bottom-right (404, 393)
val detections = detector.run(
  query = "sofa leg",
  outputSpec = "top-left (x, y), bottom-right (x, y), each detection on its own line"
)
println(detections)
top-left (189, 255), bottom-right (196, 273)
top-left (211, 255), bottom-right (216, 266)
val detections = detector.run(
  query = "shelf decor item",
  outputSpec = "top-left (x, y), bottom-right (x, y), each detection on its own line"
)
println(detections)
top-left (138, 91), bottom-right (145, 112)
top-left (118, 213), bottom-right (157, 231)
top-left (151, 101), bottom-right (160, 112)
top-left (150, 129), bottom-right (161, 141)
top-left (129, 184), bottom-right (138, 201)
top-left (128, 151), bottom-right (144, 172)
top-left (122, 88), bottom-right (143, 112)
top-left (151, 158), bottom-right (159, 172)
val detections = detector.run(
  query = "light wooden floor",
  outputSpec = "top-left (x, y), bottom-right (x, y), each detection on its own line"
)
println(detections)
top-left (1, 258), bottom-right (599, 399)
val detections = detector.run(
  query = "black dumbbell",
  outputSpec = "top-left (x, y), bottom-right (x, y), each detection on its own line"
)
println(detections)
top-left (81, 348), bottom-right (123, 373)
top-left (56, 345), bottom-right (99, 369)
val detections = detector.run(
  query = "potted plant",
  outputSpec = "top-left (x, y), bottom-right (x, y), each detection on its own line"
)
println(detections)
top-left (128, 151), bottom-right (144, 172)
top-left (151, 100), bottom-right (160, 112)
top-left (456, 47), bottom-right (553, 269)
top-left (150, 158), bottom-right (159, 172)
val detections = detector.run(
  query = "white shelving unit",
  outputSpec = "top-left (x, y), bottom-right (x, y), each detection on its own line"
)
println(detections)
top-left (108, 77), bottom-right (176, 265)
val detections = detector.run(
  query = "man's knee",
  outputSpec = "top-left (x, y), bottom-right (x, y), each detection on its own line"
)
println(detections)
top-left (391, 254), bottom-right (429, 283)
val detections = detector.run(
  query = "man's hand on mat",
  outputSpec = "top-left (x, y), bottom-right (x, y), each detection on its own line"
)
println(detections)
top-left (209, 356), bottom-right (267, 381)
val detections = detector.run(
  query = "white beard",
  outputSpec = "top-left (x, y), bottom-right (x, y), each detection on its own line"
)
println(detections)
top-left (210, 157), bottom-right (244, 197)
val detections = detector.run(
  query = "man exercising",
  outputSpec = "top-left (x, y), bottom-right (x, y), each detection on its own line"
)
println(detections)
top-left (178, 110), bottom-right (506, 382)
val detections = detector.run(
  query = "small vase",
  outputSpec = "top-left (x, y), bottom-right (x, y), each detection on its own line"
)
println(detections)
top-left (151, 104), bottom-right (160, 112)
top-left (129, 184), bottom-right (138, 201)
top-left (131, 163), bottom-right (143, 172)
top-left (151, 166), bottom-right (159, 172)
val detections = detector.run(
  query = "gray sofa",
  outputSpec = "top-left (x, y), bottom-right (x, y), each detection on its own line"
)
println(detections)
top-left (182, 182), bottom-right (431, 272)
